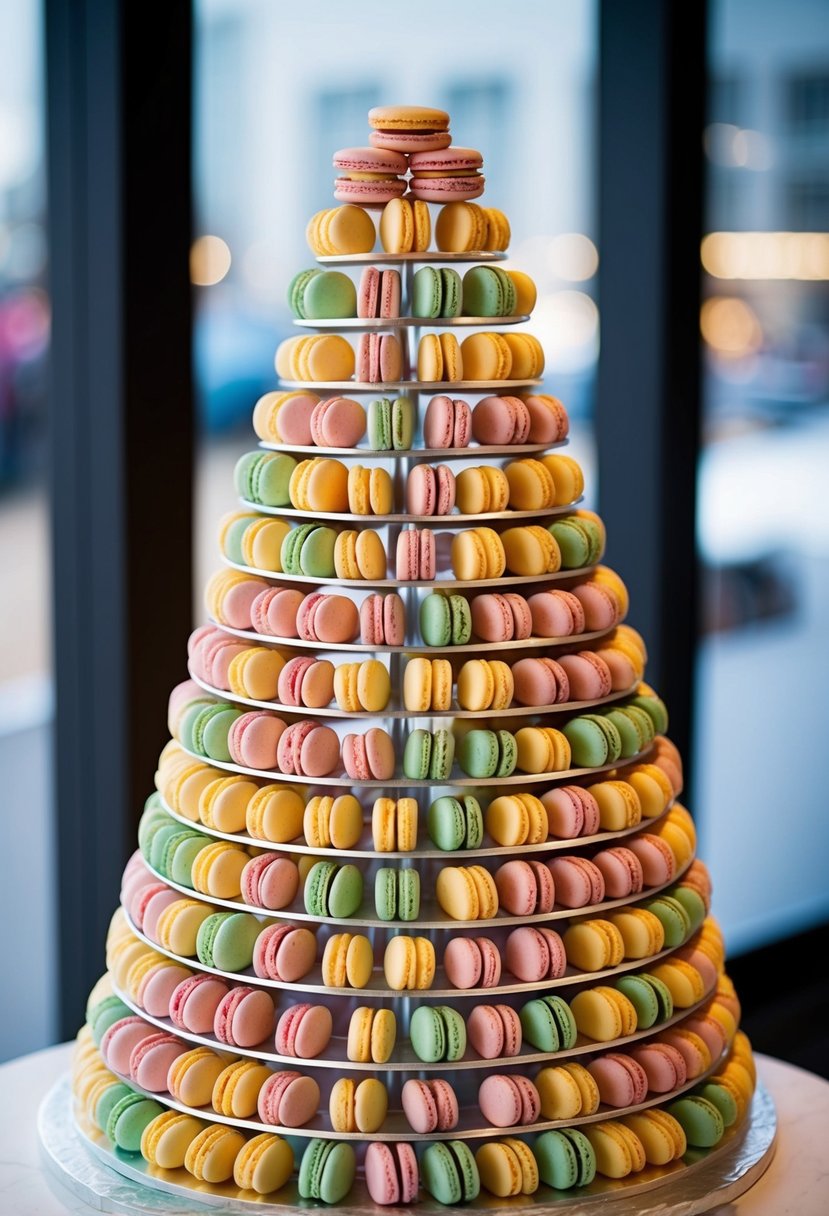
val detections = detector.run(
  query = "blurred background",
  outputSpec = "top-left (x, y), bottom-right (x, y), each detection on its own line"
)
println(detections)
top-left (0, 0), bottom-right (827, 1064)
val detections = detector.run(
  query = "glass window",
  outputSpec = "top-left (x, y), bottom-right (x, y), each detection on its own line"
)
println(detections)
top-left (696, 0), bottom-right (829, 954)
top-left (0, 0), bottom-right (55, 1061)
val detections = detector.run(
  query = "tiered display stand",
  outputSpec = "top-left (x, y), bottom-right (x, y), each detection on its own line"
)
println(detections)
top-left (39, 243), bottom-right (776, 1211)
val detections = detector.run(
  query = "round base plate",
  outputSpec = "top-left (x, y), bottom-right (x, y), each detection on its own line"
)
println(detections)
top-left (40, 1074), bottom-right (776, 1215)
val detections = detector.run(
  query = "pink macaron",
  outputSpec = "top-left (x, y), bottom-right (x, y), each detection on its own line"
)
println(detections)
top-left (251, 587), bottom-right (305, 639)
top-left (357, 332), bottom-right (403, 384)
top-left (273, 393), bottom-right (319, 446)
top-left (129, 881), bottom-right (169, 931)
top-left (333, 147), bottom-right (407, 205)
top-left (541, 785), bottom-right (600, 839)
top-left (572, 580), bottom-right (620, 631)
top-left (505, 926), bottom-right (566, 983)
top-left (141, 888), bottom-right (183, 943)
top-left (169, 974), bottom-right (230, 1034)
top-left (479, 1074), bottom-right (540, 1128)
top-left (215, 576), bottom-right (268, 630)
top-left (136, 963), bottom-right (193, 1019)
top-left (524, 394), bottom-right (570, 443)
top-left (241, 853), bottom-right (300, 911)
top-left (253, 924), bottom-right (317, 983)
top-left (129, 1032), bottom-right (186, 1092)
top-left (406, 464), bottom-right (456, 516)
top-left (588, 1052), bottom-right (649, 1107)
top-left (365, 1141), bottom-right (419, 1206)
top-left (358, 267), bottom-right (401, 320)
top-left (396, 528), bottom-right (436, 581)
top-left (275, 1003), bottom-right (333, 1059)
top-left (360, 593), bottom-right (405, 645)
top-left (511, 657), bottom-right (570, 706)
top-left (472, 396), bottom-right (531, 446)
top-left (229, 711), bottom-right (288, 770)
top-left (310, 397), bottom-right (367, 449)
top-left (557, 652), bottom-right (613, 701)
top-left (401, 1078), bottom-right (459, 1133)
top-left (467, 1004), bottom-right (522, 1060)
top-left (593, 847), bottom-right (645, 899)
top-left (408, 147), bottom-right (485, 202)
top-left (527, 589), bottom-right (586, 639)
top-left (100, 1017), bottom-right (153, 1076)
top-left (277, 721), bottom-right (340, 778)
top-left (443, 936), bottom-right (502, 990)
top-left (213, 986), bottom-right (275, 1048)
top-left (494, 859), bottom-right (555, 916)
top-left (681, 1015), bottom-right (728, 1061)
top-left (548, 856), bottom-right (606, 909)
top-left (628, 834), bottom-right (677, 886)
top-left (630, 1042), bottom-right (688, 1093)
top-left (257, 1070), bottom-right (320, 1128)
top-left (423, 395), bottom-right (471, 449)
top-left (342, 727), bottom-right (395, 781)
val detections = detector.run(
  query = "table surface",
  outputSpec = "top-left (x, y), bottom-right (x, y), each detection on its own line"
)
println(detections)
top-left (2, 1043), bottom-right (828, 1215)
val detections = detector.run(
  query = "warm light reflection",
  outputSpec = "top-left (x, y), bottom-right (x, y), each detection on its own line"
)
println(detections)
top-left (700, 297), bottom-right (762, 357)
top-left (701, 232), bottom-right (829, 280)
top-left (190, 234), bottom-right (232, 286)
top-left (546, 233), bottom-right (599, 281)
top-left (532, 290), bottom-right (599, 372)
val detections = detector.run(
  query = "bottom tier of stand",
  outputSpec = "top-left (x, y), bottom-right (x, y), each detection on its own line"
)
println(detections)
top-left (39, 1073), bottom-right (776, 1216)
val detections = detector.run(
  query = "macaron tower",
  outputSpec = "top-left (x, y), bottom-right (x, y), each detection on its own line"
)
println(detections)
top-left (70, 104), bottom-right (762, 1210)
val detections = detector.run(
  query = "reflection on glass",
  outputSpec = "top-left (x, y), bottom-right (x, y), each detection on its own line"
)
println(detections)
top-left (193, 0), bottom-right (599, 609)
top-left (695, 0), bottom-right (829, 952)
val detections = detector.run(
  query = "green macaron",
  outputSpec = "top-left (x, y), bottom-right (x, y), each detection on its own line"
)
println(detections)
top-left (419, 592), bottom-right (472, 646)
top-left (234, 451), bottom-right (296, 508)
top-left (668, 1096), bottom-right (725, 1147)
top-left (287, 268), bottom-right (322, 318)
top-left (696, 1082), bottom-right (738, 1127)
top-left (281, 523), bottom-right (316, 575)
top-left (669, 885), bottom-right (706, 934)
top-left (367, 398), bottom-right (392, 450)
top-left (410, 1005), bottom-right (467, 1063)
top-left (603, 708), bottom-right (644, 757)
top-left (583, 713), bottom-right (623, 762)
top-left (459, 729), bottom-right (498, 778)
top-left (88, 997), bottom-right (132, 1045)
top-left (640, 972), bottom-right (674, 1020)
top-left (535, 1127), bottom-right (597, 1189)
top-left (375, 868), bottom-right (420, 921)
top-left (163, 830), bottom-right (206, 885)
top-left (298, 1139), bottom-right (356, 1203)
top-left (630, 691), bottom-right (669, 734)
top-left (302, 270), bottom-right (357, 320)
top-left (298, 526), bottom-right (338, 578)
top-left (189, 703), bottom-right (240, 763)
top-left (462, 265), bottom-right (512, 317)
top-left (439, 268), bottom-right (462, 318)
top-left (221, 513), bottom-right (255, 564)
top-left (563, 716), bottom-right (610, 768)
top-left (614, 974), bottom-right (661, 1028)
top-left (403, 728), bottom-right (432, 780)
top-left (428, 796), bottom-right (466, 850)
top-left (106, 1092), bottom-right (164, 1152)
top-left (520, 999), bottom-right (561, 1052)
top-left (644, 896), bottom-right (692, 947)
top-left (94, 1081), bottom-right (134, 1132)
top-left (412, 266), bottom-right (443, 319)
top-left (422, 1141), bottom-right (480, 1204)
top-left (392, 397), bottom-right (414, 450)
top-left (462, 795), bottom-right (484, 847)
top-left (196, 911), bottom-right (260, 972)
top-left (429, 728), bottom-right (455, 780)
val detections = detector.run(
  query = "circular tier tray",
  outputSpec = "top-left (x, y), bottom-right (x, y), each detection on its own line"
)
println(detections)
top-left (238, 497), bottom-right (584, 526)
top-left (110, 974), bottom-right (714, 1074)
top-left (206, 616), bottom-right (616, 656)
top-left (119, 906), bottom-right (693, 1000)
top-left (81, 1044), bottom-right (729, 1143)
top-left (41, 1073), bottom-right (778, 1216)
top-left (316, 251), bottom-right (509, 265)
top-left (134, 850), bottom-right (692, 932)
top-left (222, 556), bottom-right (598, 591)
top-left (187, 667), bottom-right (639, 722)
top-left (277, 379), bottom-right (543, 392)
top-left (257, 439), bottom-right (566, 458)
top-left (157, 790), bottom-right (671, 859)
top-left (172, 739), bottom-right (653, 790)
top-left (293, 315), bottom-right (531, 329)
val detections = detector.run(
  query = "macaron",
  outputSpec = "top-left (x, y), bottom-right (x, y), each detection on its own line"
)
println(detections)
top-left (298, 1139), bottom-right (357, 1203)
top-left (410, 1004), bottom-right (467, 1063)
